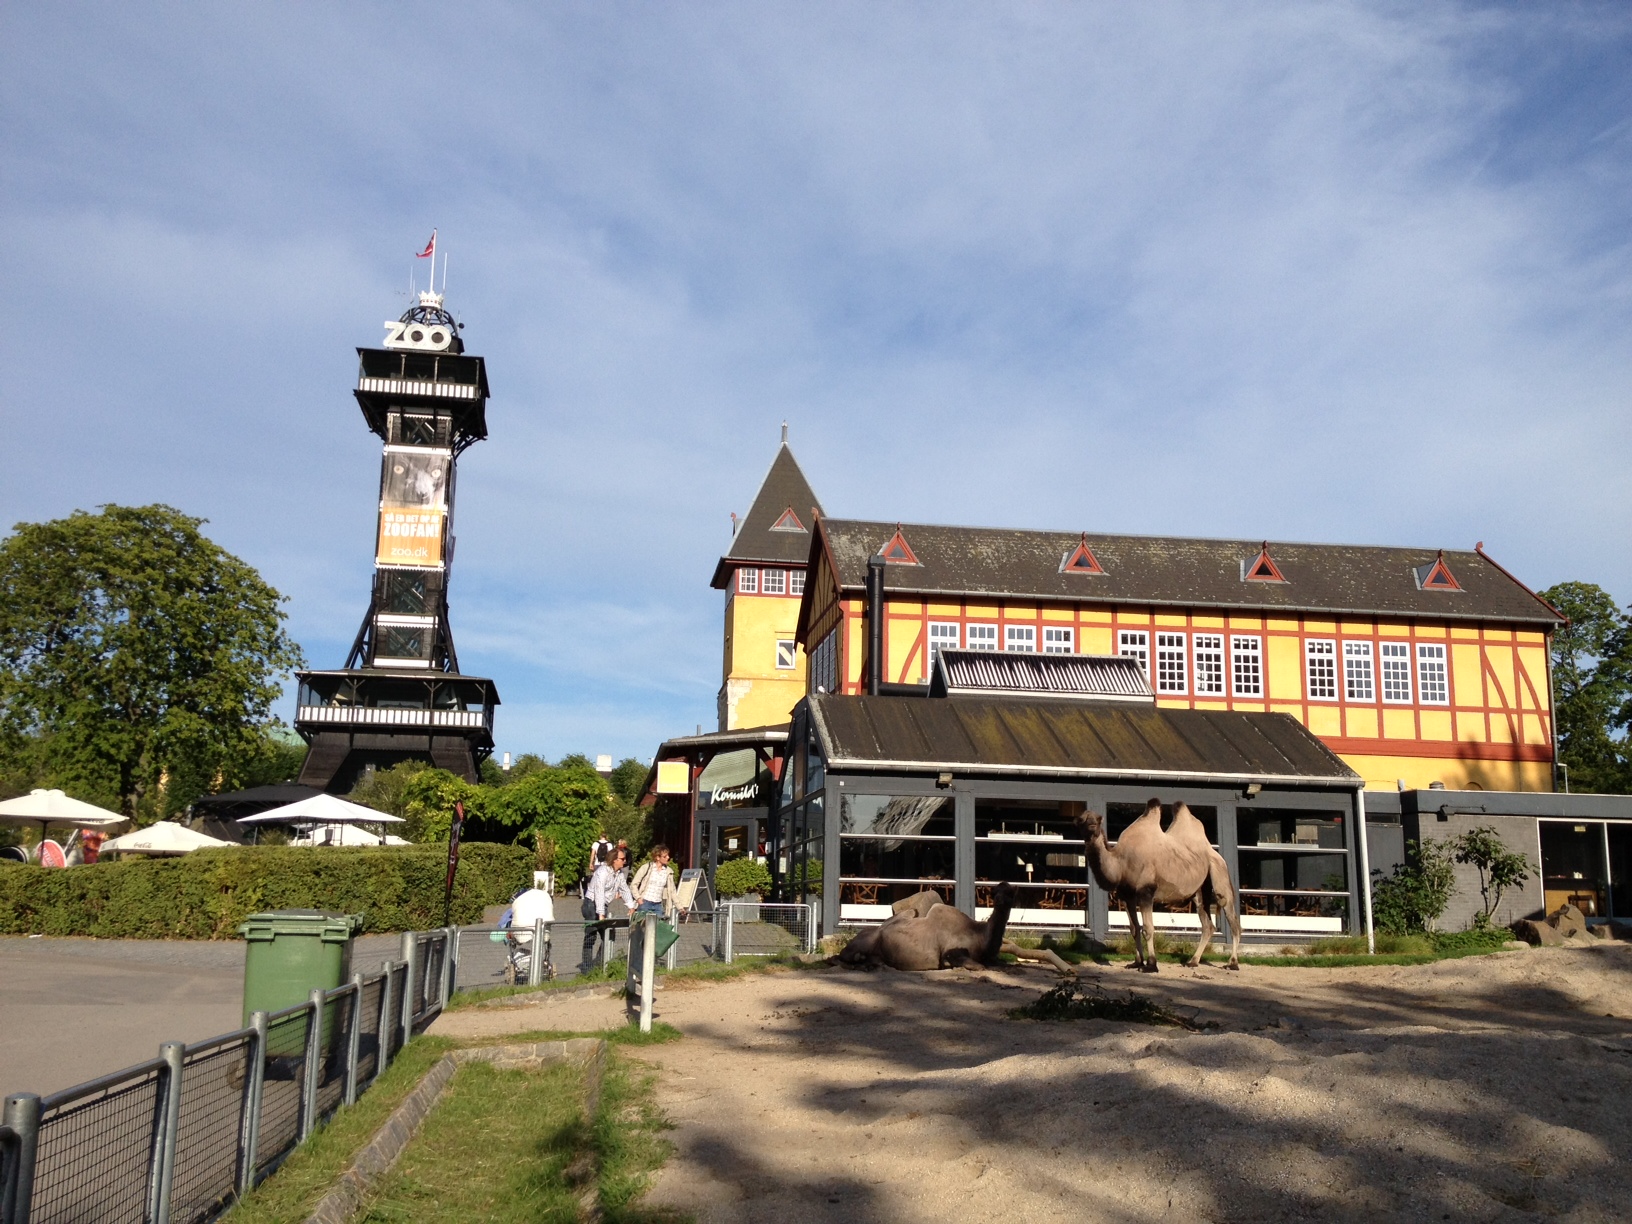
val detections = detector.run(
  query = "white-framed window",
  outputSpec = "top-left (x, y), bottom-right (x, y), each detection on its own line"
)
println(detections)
top-left (737, 567), bottom-right (758, 594)
top-left (1344, 641), bottom-right (1374, 702)
top-left (1118, 630), bottom-right (1149, 678)
top-left (928, 622), bottom-right (960, 671)
top-left (1417, 643), bottom-right (1449, 705)
top-left (789, 570), bottom-right (805, 596)
top-left (1231, 635), bottom-right (1263, 697)
top-left (775, 639), bottom-right (797, 670)
top-left (1043, 626), bottom-right (1074, 654)
top-left (1193, 634), bottom-right (1225, 695)
top-left (810, 629), bottom-right (838, 693)
top-left (1381, 641), bottom-right (1413, 703)
top-left (1156, 632), bottom-right (1187, 694)
top-left (762, 568), bottom-right (786, 595)
top-left (1305, 639), bottom-right (1337, 700)
top-left (1005, 624), bottom-right (1037, 652)
top-left (967, 623), bottom-right (998, 651)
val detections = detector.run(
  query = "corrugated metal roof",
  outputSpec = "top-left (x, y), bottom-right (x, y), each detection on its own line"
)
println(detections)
top-left (815, 519), bottom-right (1562, 625)
top-left (809, 694), bottom-right (1360, 785)
top-left (931, 650), bottom-right (1152, 702)
top-left (710, 445), bottom-right (824, 587)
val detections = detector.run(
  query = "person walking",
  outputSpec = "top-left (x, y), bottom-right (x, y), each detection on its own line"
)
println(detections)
top-left (630, 845), bottom-right (684, 922)
top-left (579, 846), bottom-right (633, 973)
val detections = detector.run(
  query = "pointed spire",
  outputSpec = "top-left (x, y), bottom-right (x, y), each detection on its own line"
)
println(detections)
top-left (781, 420), bottom-right (789, 445)
top-left (1060, 533), bottom-right (1104, 575)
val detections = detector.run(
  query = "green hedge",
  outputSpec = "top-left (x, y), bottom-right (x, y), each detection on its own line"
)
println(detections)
top-left (0, 843), bottom-right (532, 939)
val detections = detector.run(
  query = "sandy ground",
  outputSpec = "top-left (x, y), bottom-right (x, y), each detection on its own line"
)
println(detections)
top-left (430, 946), bottom-right (1632, 1223)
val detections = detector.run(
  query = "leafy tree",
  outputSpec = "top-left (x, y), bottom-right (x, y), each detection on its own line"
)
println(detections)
top-left (348, 759), bottom-right (435, 821)
top-left (1450, 826), bottom-right (1533, 928)
top-left (608, 757), bottom-right (648, 804)
top-left (0, 505), bottom-right (304, 822)
top-left (492, 759), bottom-right (609, 883)
top-left (1539, 581), bottom-right (1631, 794)
top-left (399, 767), bottom-right (492, 844)
top-left (1371, 838), bottom-right (1456, 935)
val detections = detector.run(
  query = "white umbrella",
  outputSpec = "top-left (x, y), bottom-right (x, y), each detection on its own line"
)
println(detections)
top-left (237, 793), bottom-right (404, 826)
top-left (292, 824), bottom-right (411, 847)
top-left (0, 789), bottom-right (129, 835)
top-left (101, 822), bottom-right (233, 857)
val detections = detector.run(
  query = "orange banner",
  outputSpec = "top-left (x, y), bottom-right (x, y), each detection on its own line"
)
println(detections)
top-left (376, 507), bottom-right (445, 567)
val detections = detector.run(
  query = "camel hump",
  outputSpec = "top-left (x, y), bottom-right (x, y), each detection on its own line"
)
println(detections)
top-left (892, 890), bottom-right (948, 919)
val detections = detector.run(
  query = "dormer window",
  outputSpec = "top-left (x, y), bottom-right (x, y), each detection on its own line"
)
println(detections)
top-left (770, 507), bottom-right (806, 532)
top-left (1415, 551), bottom-right (1462, 591)
top-left (1243, 543), bottom-right (1286, 583)
top-left (1060, 534), bottom-right (1105, 575)
top-left (879, 526), bottom-right (919, 565)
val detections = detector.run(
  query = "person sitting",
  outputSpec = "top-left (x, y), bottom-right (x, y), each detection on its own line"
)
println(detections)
top-left (579, 846), bottom-right (633, 973)
top-left (630, 845), bottom-right (685, 922)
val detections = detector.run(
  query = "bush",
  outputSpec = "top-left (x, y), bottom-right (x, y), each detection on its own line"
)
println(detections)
top-left (713, 858), bottom-right (771, 899)
top-left (1371, 838), bottom-right (1456, 935)
top-left (0, 842), bottom-right (532, 938)
top-left (1427, 926), bottom-right (1511, 955)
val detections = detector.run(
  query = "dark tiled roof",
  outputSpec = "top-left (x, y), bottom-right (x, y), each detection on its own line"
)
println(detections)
top-left (930, 650), bottom-right (1153, 702)
top-left (810, 694), bottom-right (1359, 785)
top-left (710, 445), bottom-right (824, 588)
top-left (816, 520), bottom-right (1561, 625)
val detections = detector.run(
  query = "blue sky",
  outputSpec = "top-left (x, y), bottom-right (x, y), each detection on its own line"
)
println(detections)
top-left (4, 3), bottom-right (1630, 763)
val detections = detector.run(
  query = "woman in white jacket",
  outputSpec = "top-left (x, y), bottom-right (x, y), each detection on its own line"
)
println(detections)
top-left (579, 846), bottom-right (634, 972)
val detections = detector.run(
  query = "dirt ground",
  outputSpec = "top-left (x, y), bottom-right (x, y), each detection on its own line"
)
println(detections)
top-left (431, 946), bottom-right (1632, 1223)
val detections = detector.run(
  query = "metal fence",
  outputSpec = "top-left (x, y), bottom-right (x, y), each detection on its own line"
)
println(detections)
top-left (0, 912), bottom-right (745, 1224)
top-left (0, 929), bottom-right (449, 1224)
top-left (713, 902), bottom-right (814, 963)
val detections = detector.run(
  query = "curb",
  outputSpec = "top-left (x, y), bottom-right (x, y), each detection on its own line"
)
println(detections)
top-left (300, 1039), bottom-right (608, 1224)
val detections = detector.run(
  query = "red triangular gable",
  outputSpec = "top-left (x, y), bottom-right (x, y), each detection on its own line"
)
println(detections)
top-left (770, 506), bottom-right (805, 532)
top-left (1060, 534), bottom-right (1104, 575)
top-left (1244, 543), bottom-right (1286, 583)
top-left (1418, 552), bottom-right (1461, 590)
top-left (879, 526), bottom-right (918, 565)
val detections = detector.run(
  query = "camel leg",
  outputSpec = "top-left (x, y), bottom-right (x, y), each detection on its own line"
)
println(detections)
top-left (1123, 900), bottom-right (1146, 970)
top-left (1219, 878), bottom-right (1242, 971)
top-left (1188, 892), bottom-right (1215, 968)
top-left (999, 941), bottom-right (1075, 976)
top-left (1139, 899), bottom-right (1160, 973)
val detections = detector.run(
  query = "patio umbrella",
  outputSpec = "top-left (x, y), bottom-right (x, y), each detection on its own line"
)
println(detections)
top-left (0, 789), bottom-right (129, 841)
top-left (101, 822), bottom-right (234, 857)
top-left (292, 823), bottom-right (411, 847)
top-left (236, 793), bottom-right (405, 826)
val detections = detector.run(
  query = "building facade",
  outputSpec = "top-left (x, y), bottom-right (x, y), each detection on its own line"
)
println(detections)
top-left (796, 520), bottom-right (1564, 793)
top-left (710, 432), bottom-right (823, 731)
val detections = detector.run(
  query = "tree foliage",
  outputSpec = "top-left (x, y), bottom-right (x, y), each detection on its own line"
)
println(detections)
top-left (1450, 825), bottom-right (1533, 927)
top-left (1371, 838), bottom-right (1456, 935)
top-left (0, 505), bottom-right (304, 821)
top-left (1539, 581), bottom-right (1631, 794)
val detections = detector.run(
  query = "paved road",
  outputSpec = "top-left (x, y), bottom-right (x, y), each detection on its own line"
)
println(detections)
top-left (0, 934), bottom-right (405, 1099)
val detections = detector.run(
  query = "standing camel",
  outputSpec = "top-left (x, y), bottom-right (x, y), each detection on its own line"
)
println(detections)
top-left (838, 882), bottom-right (1073, 974)
top-left (1079, 799), bottom-right (1241, 972)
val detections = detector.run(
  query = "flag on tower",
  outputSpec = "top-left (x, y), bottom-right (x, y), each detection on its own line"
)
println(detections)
top-left (416, 231), bottom-right (436, 259)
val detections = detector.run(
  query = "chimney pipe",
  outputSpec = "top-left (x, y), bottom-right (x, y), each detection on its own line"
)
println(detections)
top-left (866, 554), bottom-right (886, 696)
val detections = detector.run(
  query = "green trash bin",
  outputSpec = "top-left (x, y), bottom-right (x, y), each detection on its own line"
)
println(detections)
top-left (240, 910), bottom-right (363, 1052)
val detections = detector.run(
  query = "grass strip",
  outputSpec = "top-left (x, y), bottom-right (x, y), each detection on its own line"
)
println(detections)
top-left (356, 1030), bottom-right (682, 1223)
top-left (445, 951), bottom-right (825, 1012)
top-left (1004, 927), bottom-right (1511, 969)
top-left (222, 1034), bottom-right (454, 1224)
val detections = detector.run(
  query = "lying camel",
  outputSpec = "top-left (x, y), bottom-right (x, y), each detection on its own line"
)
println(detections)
top-left (838, 882), bottom-right (1073, 974)
top-left (1080, 799), bottom-right (1241, 972)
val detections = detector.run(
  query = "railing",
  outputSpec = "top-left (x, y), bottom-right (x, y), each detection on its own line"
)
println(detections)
top-left (713, 903), bottom-right (814, 963)
top-left (0, 929), bottom-right (450, 1224)
top-left (295, 705), bottom-right (488, 730)
top-left (355, 376), bottom-right (479, 401)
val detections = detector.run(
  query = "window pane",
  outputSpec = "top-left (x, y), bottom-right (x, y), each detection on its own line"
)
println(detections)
top-left (1156, 632), bottom-right (1187, 693)
top-left (1231, 636), bottom-right (1262, 697)
top-left (1193, 634), bottom-right (1224, 695)
top-left (1417, 643), bottom-right (1448, 704)
top-left (763, 568), bottom-right (786, 595)
top-left (1238, 810), bottom-right (1346, 849)
top-left (1118, 630), bottom-right (1149, 678)
top-left (840, 836), bottom-right (955, 881)
top-left (1380, 641), bottom-right (1412, 703)
top-left (1306, 639), bottom-right (1336, 700)
top-left (967, 624), bottom-right (997, 651)
top-left (738, 567), bottom-right (758, 594)
top-left (840, 794), bottom-right (953, 837)
top-left (1005, 625), bottom-right (1036, 652)
top-left (1344, 641), bottom-right (1374, 702)
top-left (775, 640), bottom-right (796, 670)
top-left (928, 622), bottom-right (960, 672)
top-left (1043, 627), bottom-right (1073, 654)
top-left (789, 570), bottom-right (805, 596)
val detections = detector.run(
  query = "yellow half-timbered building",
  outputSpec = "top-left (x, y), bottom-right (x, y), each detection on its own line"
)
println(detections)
top-left (795, 520), bottom-right (1563, 793)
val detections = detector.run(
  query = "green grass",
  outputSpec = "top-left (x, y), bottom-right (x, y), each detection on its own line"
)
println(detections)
top-left (445, 951), bottom-right (826, 1012)
top-left (222, 1035), bottom-right (455, 1224)
top-left (355, 1039), bottom-right (681, 1223)
top-left (1002, 925), bottom-right (1510, 969)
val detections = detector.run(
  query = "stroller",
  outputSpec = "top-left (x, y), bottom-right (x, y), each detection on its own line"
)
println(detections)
top-left (494, 890), bottom-right (555, 985)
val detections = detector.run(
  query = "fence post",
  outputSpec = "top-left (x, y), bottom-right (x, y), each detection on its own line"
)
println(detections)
top-left (448, 927), bottom-right (462, 999)
top-left (344, 975), bottom-right (364, 1107)
top-left (805, 903), bottom-right (815, 953)
top-left (724, 904), bottom-right (735, 964)
top-left (401, 936), bottom-right (420, 1038)
top-left (149, 1042), bottom-right (184, 1224)
top-left (300, 990), bottom-right (323, 1141)
top-left (639, 914), bottom-right (657, 1034)
top-left (529, 919), bottom-right (545, 987)
top-left (2, 1093), bottom-right (40, 1224)
top-left (240, 1011), bottom-right (268, 1197)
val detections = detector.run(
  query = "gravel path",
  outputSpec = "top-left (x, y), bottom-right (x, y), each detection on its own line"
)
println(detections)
top-left (432, 945), bottom-right (1632, 1223)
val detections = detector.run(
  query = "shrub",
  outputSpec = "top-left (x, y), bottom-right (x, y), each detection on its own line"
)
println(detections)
top-left (713, 858), bottom-right (771, 899)
top-left (1371, 838), bottom-right (1456, 935)
top-left (1427, 926), bottom-right (1511, 955)
top-left (1449, 826), bottom-right (1533, 927)
top-left (0, 842), bottom-right (531, 938)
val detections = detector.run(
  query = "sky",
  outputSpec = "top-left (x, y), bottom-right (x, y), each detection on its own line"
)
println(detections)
top-left (3, 2), bottom-right (1630, 764)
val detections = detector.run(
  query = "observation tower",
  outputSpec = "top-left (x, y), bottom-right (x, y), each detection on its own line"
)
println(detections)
top-left (294, 282), bottom-right (499, 791)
